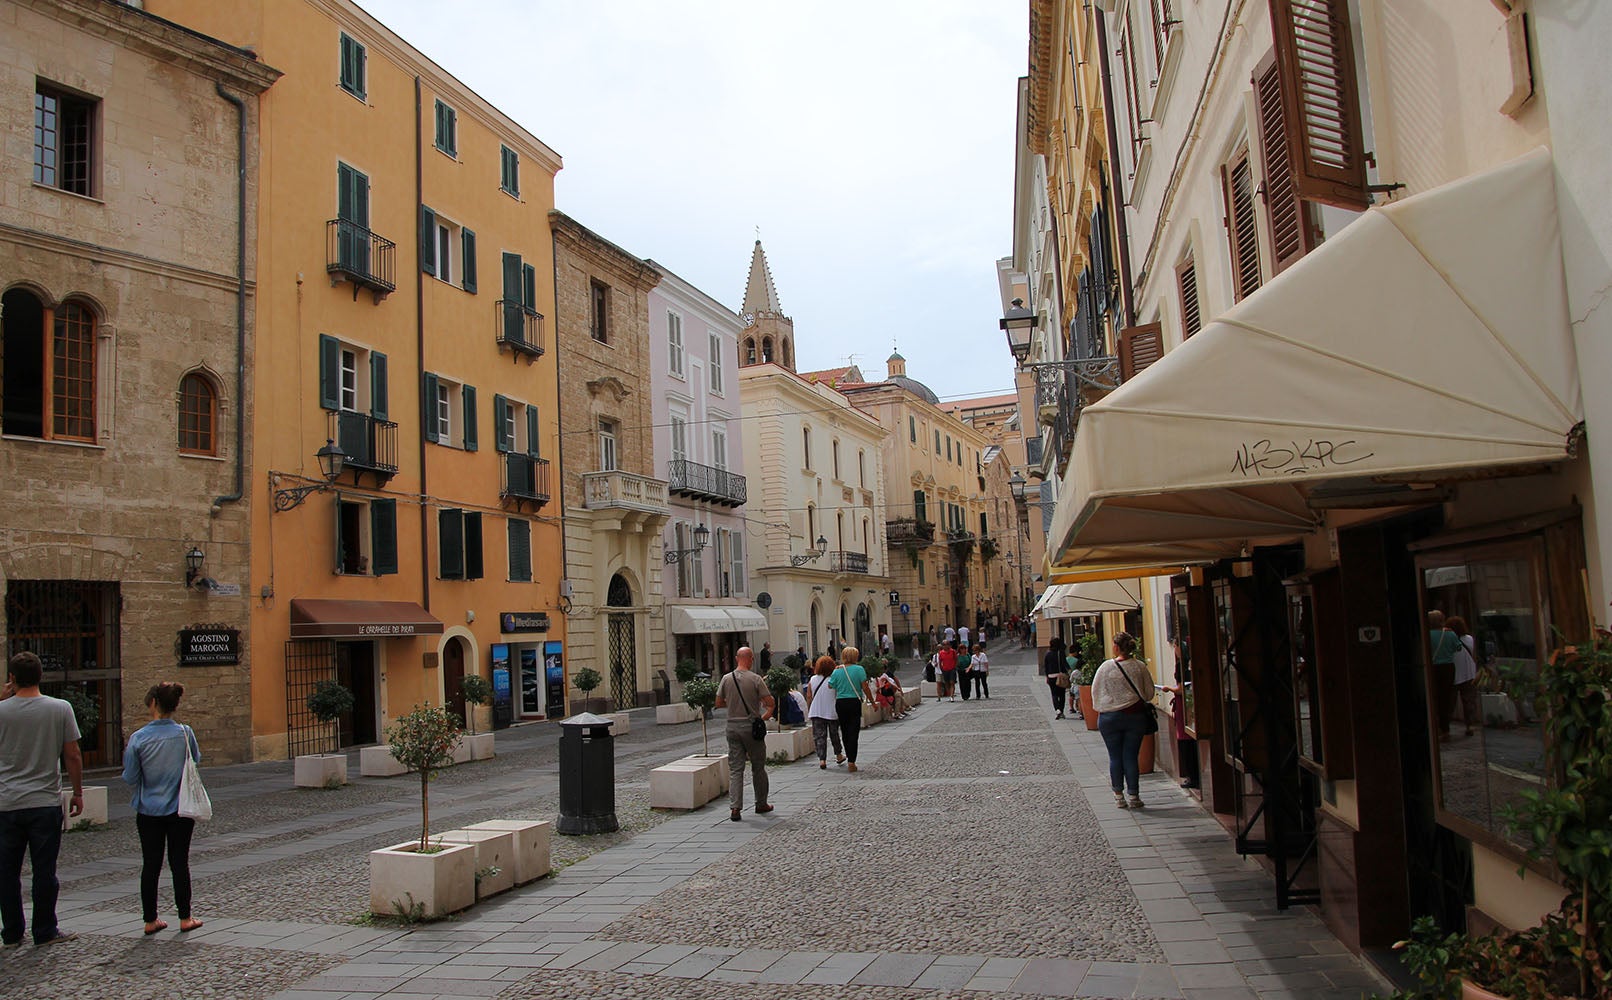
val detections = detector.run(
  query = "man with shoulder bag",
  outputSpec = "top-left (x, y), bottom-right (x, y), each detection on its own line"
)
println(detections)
top-left (715, 647), bottom-right (775, 822)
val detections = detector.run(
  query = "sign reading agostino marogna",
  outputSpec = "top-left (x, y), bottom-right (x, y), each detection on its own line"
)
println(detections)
top-left (177, 627), bottom-right (241, 666)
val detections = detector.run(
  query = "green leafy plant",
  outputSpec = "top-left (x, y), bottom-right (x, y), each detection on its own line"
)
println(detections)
top-left (979, 537), bottom-right (999, 562)
top-left (384, 705), bottom-right (460, 853)
top-left (781, 653), bottom-right (804, 676)
top-left (306, 679), bottom-right (355, 752)
top-left (764, 665), bottom-right (796, 731)
top-left (389, 893), bottom-right (429, 925)
top-left (56, 685), bottom-right (99, 740)
top-left (573, 666), bottom-right (603, 712)
top-left (682, 677), bottom-right (718, 755)
top-left (674, 658), bottom-right (702, 686)
top-left (459, 674), bottom-right (493, 736)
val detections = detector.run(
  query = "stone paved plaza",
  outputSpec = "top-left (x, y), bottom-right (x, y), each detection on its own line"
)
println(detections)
top-left (1, 649), bottom-right (1390, 999)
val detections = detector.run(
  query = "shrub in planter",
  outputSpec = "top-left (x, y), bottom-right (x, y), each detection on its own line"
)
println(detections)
top-left (573, 666), bottom-right (603, 713)
top-left (682, 677), bottom-right (718, 755)
top-left (307, 680), bottom-right (355, 751)
top-left (56, 685), bottom-right (100, 741)
top-left (764, 665), bottom-right (797, 730)
top-left (384, 705), bottom-right (460, 853)
top-left (674, 657), bottom-right (702, 686)
top-left (459, 674), bottom-right (493, 737)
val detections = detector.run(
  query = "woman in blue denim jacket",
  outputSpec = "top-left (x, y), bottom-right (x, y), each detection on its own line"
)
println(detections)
top-left (121, 682), bottom-right (202, 935)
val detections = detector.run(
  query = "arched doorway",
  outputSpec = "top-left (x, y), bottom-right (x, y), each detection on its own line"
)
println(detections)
top-left (855, 603), bottom-right (871, 655)
top-left (443, 636), bottom-right (467, 726)
top-left (809, 601), bottom-right (822, 657)
top-left (606, 572), bottom-right (636, 710)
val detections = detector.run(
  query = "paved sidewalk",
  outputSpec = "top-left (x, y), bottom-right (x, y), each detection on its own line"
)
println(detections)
top-left (1, 650), bottom-right (1390, 1000)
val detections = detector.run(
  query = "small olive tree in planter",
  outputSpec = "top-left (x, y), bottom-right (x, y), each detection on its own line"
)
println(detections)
top-left (368, 704), bottom-right (475, 918)
top-left (459, 674), bottom-right (495, 760)
top-left (573, 666), bottom-right (604, 715)
top-left (763, 664), bottom-right (812, 761)
top-left (682, 676), bottom-right (718, 755)
top-left (296, 680), bottom-right (355, 788)
top-left (55, 686), bottom-right (108, 826)
top-left (764, 665), bottom-right (796, 732)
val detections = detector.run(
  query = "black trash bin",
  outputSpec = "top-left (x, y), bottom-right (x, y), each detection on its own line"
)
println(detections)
top-left (557, 713), bottom-right (619, 835)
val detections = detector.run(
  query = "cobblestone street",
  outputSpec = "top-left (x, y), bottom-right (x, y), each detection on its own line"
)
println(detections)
top-left (2, 649), bottom-right (1390, 999)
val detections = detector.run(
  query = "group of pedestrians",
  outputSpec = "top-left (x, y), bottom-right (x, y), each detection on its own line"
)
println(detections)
top-left (925, 635), bottom-right (991, 702)
top-left (0, 651), bottom-right (202, 948)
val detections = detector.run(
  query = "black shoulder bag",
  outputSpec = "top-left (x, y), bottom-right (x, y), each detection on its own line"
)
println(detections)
top-left (734, 674), bottom-right (767, 741)
top-left (1117, 661), bottom-right (1159, 734)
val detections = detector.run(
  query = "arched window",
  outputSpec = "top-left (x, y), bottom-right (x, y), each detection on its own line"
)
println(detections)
top-left (743, 337), bottom-right (756, 365)
top-left (782, 337), bottom-right (793, 368)
top-left (762, 337), bottom-right (774, 363)
top-left (802, 426), bottom-right (812, 468)
top-left (178, 372), bottom-right (218, 455)
top-left (806, 503), bottom-right (816, 544)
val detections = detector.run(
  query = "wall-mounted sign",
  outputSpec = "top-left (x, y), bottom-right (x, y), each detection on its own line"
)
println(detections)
top-left (500, 611), bottom-right (550, 633)
top-left (756, 592), bottom-right (772, 609)
top-left (177, 628), bottom-right (240, 666)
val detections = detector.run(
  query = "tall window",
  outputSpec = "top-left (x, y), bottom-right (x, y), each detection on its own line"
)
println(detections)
top-left (832, 439), bottom-right (841, 480)
top-left (433, 99), bottom-right (457, 156)
top-left (499, 144), bottom-right (520, 197)
top-left (708, 333), bottom-right (724, 394)
top-left (667, 312), bottom-right (684, 376)
top-left (1223, 147), bottom-right (1263, 301)
top-left (424, 373), bottom-right (477, 450)
top-left (507, 519), bottom-right (532, 582)
top-left (52, 301), bottom-right (97, 441)
top-left (807, 504), bottom-right (816, 544)
top-left (669, 413), bottom-right (688, 464)
top-left (437, 509), bottom-right (484, 581)
top-left (339, 32), bottom-right (366, 100)
top-left (178, 373), bottom-right (217, 455)
top-left (598, 419), bottom-right (617, 471)
top-left (909, 416), bottom-right (916, 443)
top-left (339, 347), bottom-right (359, 411)
top-left (33, 84), bottom-right (95, 196)
top-left (858, 449), bottom-right (866, 486)
top-left (711, 427), bottom-right (728, 470)
top-left (802, 426), bottom-right (812, 469)
top-left (589, 280), bottom-right (609, 342)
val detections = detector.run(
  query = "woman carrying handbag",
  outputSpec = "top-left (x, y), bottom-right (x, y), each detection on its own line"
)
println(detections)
top-left (121, 682), bottom-right (205, 935)
top-left (1091, 634), bottom-right (1156, 809)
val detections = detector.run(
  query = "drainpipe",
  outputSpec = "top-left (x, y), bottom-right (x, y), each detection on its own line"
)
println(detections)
top-left (1094, 11), bottom-right (1138, 330)
top-left (415, 76), bottom-right (430, 611)
top-left (212, 84), bottom-right (247, 514)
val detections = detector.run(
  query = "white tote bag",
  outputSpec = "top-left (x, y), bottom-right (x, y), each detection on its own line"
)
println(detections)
top-left (176, 725), bottom-right (212, 821)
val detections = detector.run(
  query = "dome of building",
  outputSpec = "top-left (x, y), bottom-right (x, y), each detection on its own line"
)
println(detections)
top-left (888, 374), bottom-right (939, 405)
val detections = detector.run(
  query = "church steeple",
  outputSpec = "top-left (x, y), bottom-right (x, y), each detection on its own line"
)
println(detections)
top-left (738, 239), bottom-right (796, 372)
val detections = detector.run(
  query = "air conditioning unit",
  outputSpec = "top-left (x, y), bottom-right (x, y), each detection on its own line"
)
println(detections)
top-left (559, 579), bottom-right (574, 599)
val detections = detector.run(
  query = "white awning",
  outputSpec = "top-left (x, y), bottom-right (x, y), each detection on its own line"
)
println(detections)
top-left (1059, 578), bottom-right (1144, 615)
top-left (668, 606), bottom-right (768, 634)
top-left (1030, 586), bottom-right (1072, 619)
top-left (1052, 149), bottom-right (1581, 572)
top-left (727, 607), bottom-right (767, 632)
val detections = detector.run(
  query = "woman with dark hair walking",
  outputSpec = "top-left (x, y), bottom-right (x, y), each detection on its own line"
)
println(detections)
top-left (122, 682), bottom-right (203, 935)
top-left (1043, 636), bottom-right (1069, 719)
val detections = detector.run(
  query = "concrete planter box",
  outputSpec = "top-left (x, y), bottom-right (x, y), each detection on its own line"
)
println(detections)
top-left (656, 702), bottom-right (699, 725)
top-left (368, 840), bottom-right (475, 918)
top-left (294, 753), bottom-right (349, 788)
top-left (923, 681), bottom-right (941, 699)
top-left (439, 828), bottom-right (517, 900)
top-left (904, 685), bottom-right (922, 706)
top-left (61, 785), bottom-right (108, 829)
top-left (463, 733), bottom-right (496, 760)
top-left (606, 711), bottom-right (631, 735)
top-left (464, 819), bottom-right (552, 885)
top-left (360, 746), bottom-right (410, 777)
top-left (649, 754), bottom-right (728, 810)
top-left (861, 701), bottom-right (881, 727)
top-left (450, 737), bottom-right (473, 765)
top-left (765, 726), bottom-right (812, 761)
top-left (1480, 692), bottom-right (1517, 726)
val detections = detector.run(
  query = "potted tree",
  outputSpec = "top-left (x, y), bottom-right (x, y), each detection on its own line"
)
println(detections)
top-left (683, 676), bottom-right (718, 756)
top-left (56, 686), bottom-right (107, 827)
top-left (1076, 633), bottom-right (1103, 730)
top-left (647, 676), bottom-right (726, 810)
top-left (296, 679), bottom-right (354, 788)
top-left (459, 673), bottom-right (495, 760)
top-left (763, 664), bottom-right (811, 761)
top-left (368, 705), bottom-right (475, 918)
top-left (573, 666), bottom-right (604, 715)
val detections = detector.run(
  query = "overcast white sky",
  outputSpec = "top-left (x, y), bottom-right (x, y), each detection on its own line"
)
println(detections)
top-left (370, 0), bottom-right (1026, 401)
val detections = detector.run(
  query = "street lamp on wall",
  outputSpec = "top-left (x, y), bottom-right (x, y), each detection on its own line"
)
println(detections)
top-left (664, 522), bottom-right (711, 564)
top-left (272, 439), bottom-right (348, 512)
top-left (999, 298), bottom-right (1037, 365)
top-left (1008, 472), bottom-right (1027, 501)
top-left (790, 534), bottom-right (828, 568)
top-left (184, 546), bottom-right (206, 588)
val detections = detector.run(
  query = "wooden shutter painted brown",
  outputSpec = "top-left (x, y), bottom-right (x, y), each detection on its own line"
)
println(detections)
top-left (1176, 259), bottom-right (1202, 339)
top-left (1268, 0), bottom-right (1370, 210)
top-left (1118, 323), bottom-right (1165, 381)
top-left (1221, 153), bottom-right (1262, 301)
top-left (1254, 53), bottom-right (1315, 274)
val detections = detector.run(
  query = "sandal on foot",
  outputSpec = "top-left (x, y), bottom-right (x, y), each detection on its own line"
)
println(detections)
top-left (179, 919), bottom-right (203, 932)
top-left (143, 921), bottom-right (167, 936)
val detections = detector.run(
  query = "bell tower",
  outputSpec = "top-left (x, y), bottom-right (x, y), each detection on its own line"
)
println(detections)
top-left (738, 240), bottom-right (795, 372)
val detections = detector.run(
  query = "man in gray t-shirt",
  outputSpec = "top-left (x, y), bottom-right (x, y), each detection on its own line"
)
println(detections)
top-left (0, 651), bottom-right (83, 947)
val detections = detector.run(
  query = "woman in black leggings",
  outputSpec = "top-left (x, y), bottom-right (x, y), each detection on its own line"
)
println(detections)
top-left (121, 682), bottom-right (204, 935)
top-left (1043, 636), bottom-right (1068, 719)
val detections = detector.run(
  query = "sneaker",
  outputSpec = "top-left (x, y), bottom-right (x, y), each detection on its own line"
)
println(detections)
top-left (1129, 796), bottom-right (1145, 809)
top-left (1114, 791), bottom-right (1129, 809)
top-left (1055, 711), bottom-right (1065, 719)
top-left (35, 931), bottom-right (76, 947)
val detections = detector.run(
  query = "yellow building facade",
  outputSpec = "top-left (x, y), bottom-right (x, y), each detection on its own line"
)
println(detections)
top-left (146, 0), bottom-right (567, 758)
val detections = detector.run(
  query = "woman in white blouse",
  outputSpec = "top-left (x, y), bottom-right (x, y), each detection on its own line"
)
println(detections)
top-left (1091, 632), bottom-right (1155, 809)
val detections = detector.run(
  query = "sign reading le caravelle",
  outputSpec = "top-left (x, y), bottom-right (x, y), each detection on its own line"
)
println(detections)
top-left (177, 627), bottom-right (241, 666)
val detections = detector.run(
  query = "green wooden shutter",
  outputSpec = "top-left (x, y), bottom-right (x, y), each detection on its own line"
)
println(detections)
top-left (369, 352), bottom-right (388, 420)
top-left (439, 509), bottom-right (464, 579)
top-left (465, 513), bottom-right (484, 580)
top-left (521, 263), bottom-right (537, 310)
top-left (421, 372), bottom-right (439, 443)
top-left (508, 519), bottom-right (531, 582)
top-left (494, 394), bottom-right (510, 453)
top-left (461, 228), bottom-right (477, 293)
top-left (526, 404), bottom-right (540, 459)
top-left (420, 206), bottom-right (436, 276)
top-left (502, 252), bottom-right (521, 302)
top-left (462, 384), bottom-right (478, 451)
top-left (318, 334), bottom-right (340, 410)
top-left (337, 163), bottom-right (355, 223)
top-left (333, 497), bottom-right (345, 572)
top-left (371, 499), bottom-right (397, 575)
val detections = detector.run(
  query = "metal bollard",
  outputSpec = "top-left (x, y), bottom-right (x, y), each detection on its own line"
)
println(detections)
top-left (556, 713), bottom-right (619, 834)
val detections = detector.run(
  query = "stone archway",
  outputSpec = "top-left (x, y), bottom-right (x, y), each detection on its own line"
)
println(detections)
top-left (606, 572), bottom-right (635, 711)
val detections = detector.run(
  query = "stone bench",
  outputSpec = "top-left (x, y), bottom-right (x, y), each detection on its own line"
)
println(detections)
top-left (359, 745), bottom-right (410, 777)
top-left (655, 702), bottom-right (700, 725)
top-left (904, 685), bottom-right (922, 706)
top-left (861, 701), bottom-right (882, 727)
top-left (293, 753), bottom-right (349, 788)
top-left (606, 711), bottom-right (631, 735)
top-left (764, 726), bottom-right (813, 761)
top-left (438, 828), bottom-right (517, 900)
top-left (649, 754), bottom-right (729, 810)
top-left (464, 819), bottom-right (552, 885)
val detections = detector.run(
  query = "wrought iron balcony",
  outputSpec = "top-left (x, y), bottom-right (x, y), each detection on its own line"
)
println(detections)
top-left (331, 410), bottom-right (398, 481)
top-left (496, 299), bottom-right (545, 359)
top-left (885, 517), bottom-right (935, 547)
top-left (829, 550), bottom-right (869, 574)
top-left (583, 470), bottom-right (669, 516)
top-left (1032, 356), bottom-right (1119, 474)
top-left (502, 453), bottom-right (551, 508)
top-left (326, 219), bottom-right (396, 301)
top-left (667, 459), bottom-right (747, 507)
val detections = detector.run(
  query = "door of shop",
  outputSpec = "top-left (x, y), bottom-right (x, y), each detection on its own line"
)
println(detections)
top-left (336, 641), bottom-right (377, 746)
top-left (443, 637), bottom-right (466, 727)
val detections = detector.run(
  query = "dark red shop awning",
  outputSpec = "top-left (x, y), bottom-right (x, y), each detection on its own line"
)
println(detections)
top-left (289, 599), bottom-right (444, 639)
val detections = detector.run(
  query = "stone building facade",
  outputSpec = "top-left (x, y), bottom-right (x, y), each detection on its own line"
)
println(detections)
top-left (0, 0), bottom-right (278, 763)
top-left (551, 212), bottom-right (668, 709)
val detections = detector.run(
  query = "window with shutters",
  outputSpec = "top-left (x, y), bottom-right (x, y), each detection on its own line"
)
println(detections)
top-left (1118, 15), bottom-right (1147, 167)
top-left (1221, 148), bottom-right (1263, 301)
top-left (1150, 0), bottom-right (1178, 68)
top-left (715, 528), bottom-right (731, 596)
top-left (589, 280), bottom-right (609, 342)
top-left (598, 419), bottom-right (617, 472)
top-left (913, 489), bottom-right (928, 524)
top-left (708, 333), bottom-right (725, 395)
top-left (339, 33), bottom-right (366, 101)
top-left (433, 99), bottom-right (457, 157)
top-left (802, 427), bottom-right (813, 470)
top-left (832, 439), bottom-right (841, 481)
top-left (317, 336), bottom-right (387, 417)
top-left (1268, 0), bottom-right (1371, 210)
top-left (669, 411), bottom-right (688, 464)
top-left (1176, 257), bottom-right (1202, 340)
top-left (909, 416), bottom-right (916, 444)
top-left (690, 523), bottom-right (705, 595)
top-left (858, 449), bottom-right (866, 487)
top-left (1118, 323), bottom-right (1165, 382)
top-left (422, 373), bottom-right (477, 450)
top-left (33, 83), bottom-right (97, 197)
top-left (421, 209), bottom-right (469, 287)
top-left (335, 496), bottom-right (396, 576)
top-left (177, 372), bottom-right (218, 456)
top-left (492, 394), bottom-right (537, 455)
top-left (438, 509), bottom-right (484, 580)
top-left (667, 311), bottom-right (684, 377)
top-left (730, 531), bottom-right (746, 597)
top-left (499, 145), bottom-right (520, 198)
top-left (712, 427), bottom-right (728, 471)
top-left (507, 518), bottom-right (533, 582)
top-left (1254, 52), bottom-right (1318, 274)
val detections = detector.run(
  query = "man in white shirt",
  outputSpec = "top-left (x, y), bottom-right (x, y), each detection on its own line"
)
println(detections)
top-left (958, 624), bottom-right (971, 648)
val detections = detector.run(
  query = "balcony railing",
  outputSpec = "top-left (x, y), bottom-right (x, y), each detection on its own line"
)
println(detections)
top-left (496, 299), bottom-right (545, 358)
top-left (829, 550), bottom-right (869, 574)
top-left (885, 517), bottom-right (935, 547)
top-left (332, 410), bottom-right (398, 480)
top-left (1034, 356), bottom-right (1119, 474)
top-left (667, 459), bottom-right (747, 507)
top-left (502, 453), bottom-right (551, 507)
top-left (326, 219), bottom-right (396, 300)
top-left (583, 470), bottom-right (669, 516)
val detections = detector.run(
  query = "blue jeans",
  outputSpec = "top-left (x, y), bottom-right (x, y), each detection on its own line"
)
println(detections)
top-left (1098, 711), bottom-right (1149, 796)
top-left (0, 805), bottom-right (65, 945)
